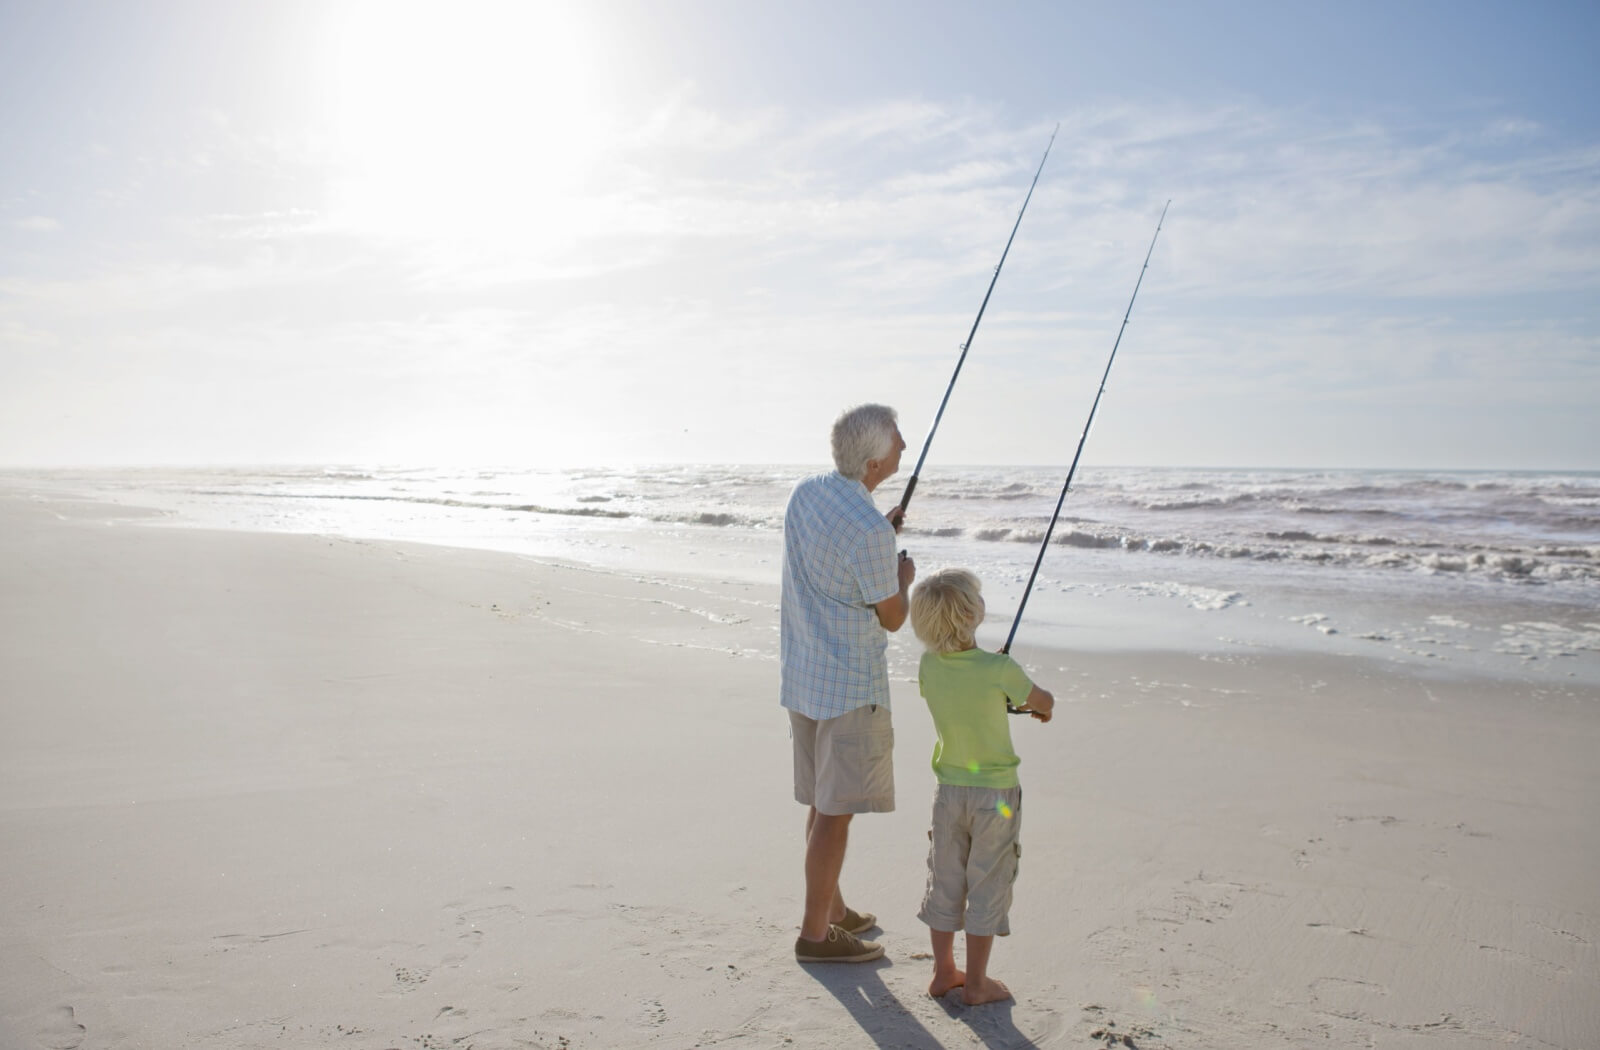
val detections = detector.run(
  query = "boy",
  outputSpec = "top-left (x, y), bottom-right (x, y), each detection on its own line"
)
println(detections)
top-left (909, 568), bottom-right (1055, 1005)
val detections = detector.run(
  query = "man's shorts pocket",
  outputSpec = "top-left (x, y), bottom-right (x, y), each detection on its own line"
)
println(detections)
top-left (833, 727), bottom-right (894, 805)
top-left (812, 703), bottom-right (895, 814)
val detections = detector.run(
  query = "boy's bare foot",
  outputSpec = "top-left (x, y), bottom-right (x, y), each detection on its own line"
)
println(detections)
top-left (928, 967), bottom-right (966, 997)
top-left (961, 976), bottom-right (1012, 1006)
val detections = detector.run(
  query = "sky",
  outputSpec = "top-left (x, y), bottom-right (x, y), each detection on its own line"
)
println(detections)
top-left (2, 0), bottom-right (1597, 470)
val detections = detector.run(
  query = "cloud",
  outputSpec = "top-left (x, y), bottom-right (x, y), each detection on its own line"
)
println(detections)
top-left (4, 93), bottom-right (1596, 468)
top-left (14, 95), bottom-right (1598, 320)
top-left (615, 97), bottom-right (1600, 306)
top-left (131, 90), bottom-right (1583, 317)
top-left (12, 216), bottom-right (61, 232)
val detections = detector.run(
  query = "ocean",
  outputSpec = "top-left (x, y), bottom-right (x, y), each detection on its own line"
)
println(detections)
top-left (13, 464), bottom-right (1600, 684)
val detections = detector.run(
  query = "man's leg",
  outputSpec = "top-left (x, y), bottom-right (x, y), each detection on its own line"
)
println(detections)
top-left (804, 806), bottom-right (851, 927)
top-left (800, 806), bottom-right (853, 942)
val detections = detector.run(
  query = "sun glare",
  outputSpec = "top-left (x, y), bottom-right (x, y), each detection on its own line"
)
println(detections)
top-left (317, 1), bottom-right (612, 247)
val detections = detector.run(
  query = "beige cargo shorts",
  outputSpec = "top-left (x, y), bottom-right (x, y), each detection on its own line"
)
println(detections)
top-left (917, 783), bottom-right (1023, 937)
top-left (789, 703), bottom-right (895, 815)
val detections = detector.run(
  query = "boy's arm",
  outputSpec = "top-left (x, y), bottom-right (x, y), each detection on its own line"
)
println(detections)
top-left (998, 655), bottom-right (1053, 721)
top-left (1018, 685), bottom-right (1055, 723)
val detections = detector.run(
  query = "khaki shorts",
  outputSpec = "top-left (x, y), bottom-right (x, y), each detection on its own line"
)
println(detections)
top-left (917, 783), bottom-right (1022, 937)
top-left (789, 704), bottom-right (895, 816)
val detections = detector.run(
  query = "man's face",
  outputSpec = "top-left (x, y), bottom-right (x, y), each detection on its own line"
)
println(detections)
top-left (882, 426), bottom-right (906, 478)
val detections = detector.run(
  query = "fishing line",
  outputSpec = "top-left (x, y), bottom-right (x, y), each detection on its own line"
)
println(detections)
top-left (1002, 202), bottom-right (1170, 689)
top-left (895, 125), bottom-right (1059, 522)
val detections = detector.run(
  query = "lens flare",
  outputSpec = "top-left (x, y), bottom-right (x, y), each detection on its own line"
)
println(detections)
top-left (995, 799), bottom-right (1014, 819)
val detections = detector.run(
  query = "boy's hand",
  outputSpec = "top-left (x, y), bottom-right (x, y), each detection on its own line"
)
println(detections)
top-left (1021, 685), bottom-right (1055, 724)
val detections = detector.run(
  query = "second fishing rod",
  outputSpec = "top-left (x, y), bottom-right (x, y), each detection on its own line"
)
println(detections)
top-left (1001, 202), bottom-right (1170, 716)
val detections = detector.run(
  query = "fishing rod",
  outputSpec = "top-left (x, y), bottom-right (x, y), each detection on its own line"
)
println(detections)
top-left (894, 124), bottom-right (1059, 523)
top-left (1002, 201), bottom-right (1170, 687)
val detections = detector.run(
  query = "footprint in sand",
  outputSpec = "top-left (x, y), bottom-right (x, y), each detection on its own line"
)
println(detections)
top-left (38, 1006), bottom-right (86, 1050)
top-left (1292, 835), bottom-right (1327, 868)
top-left (1085, 927), bottom-right (1137, 964)
top-left (630, 998), bottom-right (668, 1029)
top-left (1309, 975), bottom-right (1389, 1017)
top-left (447, 886), bottom-right (525, 944)
top-left (530, 1008), bottom-right (586, 1048)
top-left (1082, 1006), bottom-right (1167, 1049)
top-left (1476, 943), bottom-right (1570, 981)
top-left (603, 900), bottom-right (771, 979)
top-left (391, 890), bottom-right (525, 995)
top-left (1136, 877), bottom-right (1240, 928)
top-left (1532, 921), bottom-right (1590, 946)
top-left (394, 966), bottom-right (430, 992)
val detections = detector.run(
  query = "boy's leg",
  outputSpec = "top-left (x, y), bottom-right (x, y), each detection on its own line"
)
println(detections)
top-left (919, 784), bottom-right (972, 993)
top-left (960, 787), bottom-right (1022, 1005)
top-left (963, 787), bottom-right (1022, 939)
top-left (961, 933), bottom-right (1012, 1005)
top-left (927, 927), bottom-right (964, 997)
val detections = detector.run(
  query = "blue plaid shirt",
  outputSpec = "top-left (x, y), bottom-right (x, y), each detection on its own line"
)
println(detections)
top-left (780, 471), bottom-right (900, 719)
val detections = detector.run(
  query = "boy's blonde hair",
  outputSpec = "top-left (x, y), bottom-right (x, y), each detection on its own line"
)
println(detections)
top-left (911, 568), bottom-right (985, 653)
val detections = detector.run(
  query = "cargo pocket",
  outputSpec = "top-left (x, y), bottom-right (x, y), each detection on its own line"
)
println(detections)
top-left (1009, 787), bottom-right (1022, 883)
top-left (836, 728), bottom-right (894, 807)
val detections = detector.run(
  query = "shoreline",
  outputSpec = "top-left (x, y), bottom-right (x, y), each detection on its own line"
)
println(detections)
top-left (7, 474), bottom-right (1597, 691)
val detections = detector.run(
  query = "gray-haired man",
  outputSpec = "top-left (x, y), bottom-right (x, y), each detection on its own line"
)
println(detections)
top-left (781, 403), bottom-right (917, 963)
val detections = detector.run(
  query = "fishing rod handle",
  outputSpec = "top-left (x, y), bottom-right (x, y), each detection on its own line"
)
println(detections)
top-left (896, 475), bottom-right (919, 516)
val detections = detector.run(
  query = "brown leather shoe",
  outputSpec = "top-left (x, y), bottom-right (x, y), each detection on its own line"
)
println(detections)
top-left (795, 925), bottom-right (885, 964)
top-left (838, 907), bottom-right (878, 935)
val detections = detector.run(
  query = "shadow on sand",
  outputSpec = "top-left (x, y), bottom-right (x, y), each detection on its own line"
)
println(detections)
top-left (804, 960), bottom-right (1041, 1050)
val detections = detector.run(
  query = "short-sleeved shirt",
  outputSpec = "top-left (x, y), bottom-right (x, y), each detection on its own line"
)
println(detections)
top-left (780, 471), bottom-right (900, 720)
top-left (917, 648), bottom-right (1036, 788)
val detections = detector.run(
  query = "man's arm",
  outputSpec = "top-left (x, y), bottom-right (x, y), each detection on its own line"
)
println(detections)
top-left (872, 553), bottom-right (916, 631)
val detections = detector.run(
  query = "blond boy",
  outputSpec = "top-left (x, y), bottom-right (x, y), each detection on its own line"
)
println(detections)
top-left (909, 568), bottom-right (1055, 1005)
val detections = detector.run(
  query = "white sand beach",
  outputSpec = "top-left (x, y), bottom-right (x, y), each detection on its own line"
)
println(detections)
top-left (2, 489), bottom-right (1597, 1049)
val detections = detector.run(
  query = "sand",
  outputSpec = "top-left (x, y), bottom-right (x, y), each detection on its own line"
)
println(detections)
top-left (2, 491), bottom-right (1597, 1049)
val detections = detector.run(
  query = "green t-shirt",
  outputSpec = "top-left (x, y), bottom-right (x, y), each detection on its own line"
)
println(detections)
top-left (917, 648), bottom-right (1036, 788)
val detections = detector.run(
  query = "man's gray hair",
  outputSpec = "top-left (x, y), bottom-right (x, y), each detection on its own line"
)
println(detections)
top-left (831, 403), bottom-right (899, 481)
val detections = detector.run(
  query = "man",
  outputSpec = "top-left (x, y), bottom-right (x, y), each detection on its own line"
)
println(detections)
top-left (780, 403), bottom-right (917, 963)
